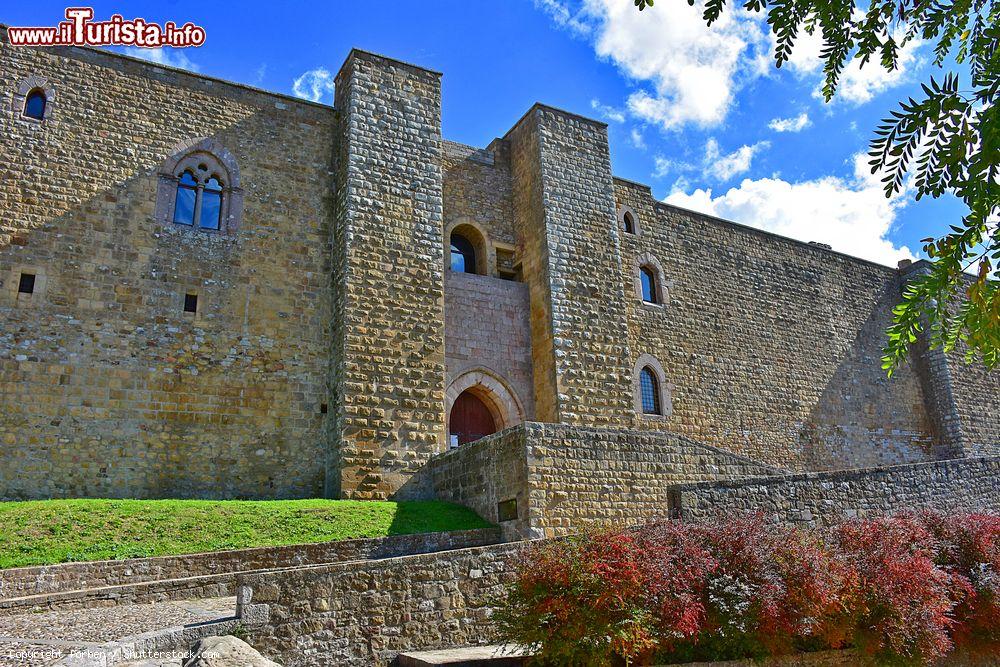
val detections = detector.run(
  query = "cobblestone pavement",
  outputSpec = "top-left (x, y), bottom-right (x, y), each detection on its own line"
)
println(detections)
top-left (0, 597), bottom-right (235, 667)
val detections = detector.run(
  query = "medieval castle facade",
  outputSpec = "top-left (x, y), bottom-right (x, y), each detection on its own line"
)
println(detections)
top-left (2, 31), bottom-right (998, 528)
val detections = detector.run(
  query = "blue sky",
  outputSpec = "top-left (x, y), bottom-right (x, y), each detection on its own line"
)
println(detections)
top-left (9, 1), bottom-right (966, 266)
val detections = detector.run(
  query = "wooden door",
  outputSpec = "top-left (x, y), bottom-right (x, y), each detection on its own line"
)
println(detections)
top-left (449, 390), bottom-right (497, 446)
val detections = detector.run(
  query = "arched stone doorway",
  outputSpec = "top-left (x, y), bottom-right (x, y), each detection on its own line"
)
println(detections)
top-left (449, 390), bottom-right (497, 446)
top-left (445, 368), bottom-right (524, 448)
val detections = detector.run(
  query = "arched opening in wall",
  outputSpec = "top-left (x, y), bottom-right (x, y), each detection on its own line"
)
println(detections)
top-left (24, 89), bottom-right (46, 120)
top-left (640, 367), bottom-right (661, 414)
top-left (640, 266), bottom-right (657, 303)
top-left (446, 221), bottom-right (490, 276)
top-left (449, 390), bottom-right (497, 446)
top-left (450, 233), bottom-right (477, 274)
top-left (445, 368), bottom-right (525, 448)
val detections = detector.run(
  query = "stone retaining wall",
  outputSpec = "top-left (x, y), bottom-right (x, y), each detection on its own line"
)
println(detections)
top-left (674, 456), bottom-right (1000, 525)
top-left (237, 542), bottom-right (523, 667)
top-left (0, 528), bottom-right (499, 604)
top-left (429, 422), bottom-right (783, 538)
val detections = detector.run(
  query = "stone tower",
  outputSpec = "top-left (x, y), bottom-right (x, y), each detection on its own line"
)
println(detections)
top-left (506, 105), bottom-right (634, 426)
top-left (330, 50), bottom-right (447, 499)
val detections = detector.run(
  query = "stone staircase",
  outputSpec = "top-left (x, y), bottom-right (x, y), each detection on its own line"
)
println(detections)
top-left (396, 645), bottom-right (530, 666)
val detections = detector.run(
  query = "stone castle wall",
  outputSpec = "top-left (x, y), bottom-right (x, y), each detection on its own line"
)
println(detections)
top-left (0, 32), bottom-right (335, 499)
top-left (238, 541), bottom-right (523, 667)
top-left (1, 35), bottom-right (995, 501)
top-left (613, 178), bottom-right (947, 472)
top-left (0, 528), bottom-right (499, 603)
top-left (674, 455), bottom-right (1000, 525)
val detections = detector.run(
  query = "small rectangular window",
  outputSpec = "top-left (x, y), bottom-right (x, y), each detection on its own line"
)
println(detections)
top-left (18, 273), bottom-right (35, 295)
top-left (497, 498), bottom-right (518, 522)
top-left (320, 403), bottom-right (328, 414)
top-left (183, 293), bottom-right (198, 313)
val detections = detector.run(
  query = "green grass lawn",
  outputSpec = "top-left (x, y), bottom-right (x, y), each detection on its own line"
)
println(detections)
top-left (0, 498), bottom-right (492, 569)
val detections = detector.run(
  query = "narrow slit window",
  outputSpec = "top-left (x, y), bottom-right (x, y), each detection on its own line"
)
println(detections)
top-left (623, 210), bottom-right (635, 234)
top-left (183, 293), bottom-right (198, 313)
top-left (18, 273), bottom-right (36, 294)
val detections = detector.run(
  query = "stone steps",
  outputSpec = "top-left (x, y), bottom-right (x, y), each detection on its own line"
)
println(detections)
top-left (396, 645), bottom-right (531, 666)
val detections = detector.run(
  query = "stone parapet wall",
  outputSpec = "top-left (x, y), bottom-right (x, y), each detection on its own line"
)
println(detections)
top-left (238, 542), bottom-right (523, 667)
top-left (674, 456), bottom-right (1000, 525)
top-left (0, 528), bottom-right (500, 602)
top-left (428, 423), bottom-right (783, 538)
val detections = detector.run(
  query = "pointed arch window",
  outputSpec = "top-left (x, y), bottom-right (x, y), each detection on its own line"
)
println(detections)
top-left (640, 266), bottom-right (657, 303)
top-left (640, 367), bottom-right (661, 414)
top-left (633, 354), bottom-right (672, 419)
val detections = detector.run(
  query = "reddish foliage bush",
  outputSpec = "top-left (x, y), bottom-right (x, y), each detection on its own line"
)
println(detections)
top-left (495, 512), bottom-right (1000, 666)
top-left (921, 512), bottom-right (1000, 656)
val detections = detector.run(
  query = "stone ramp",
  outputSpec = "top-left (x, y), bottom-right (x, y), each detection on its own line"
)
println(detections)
top-left (0, 597), bottom-right (235, 667)
top-left (0, 529), bottom-right (502, 616)
top-left (396, 645), bottom-right (530, 666)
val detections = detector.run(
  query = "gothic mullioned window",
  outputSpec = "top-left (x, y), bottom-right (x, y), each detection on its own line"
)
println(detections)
top-left (640, 367), bottom-right (660, 414)
top-left (173, 171), bottom-right (198, 225)
top-left (155, 138), bottom-right (244, 234)
top-left (172, 164), bottom-right (226, 229)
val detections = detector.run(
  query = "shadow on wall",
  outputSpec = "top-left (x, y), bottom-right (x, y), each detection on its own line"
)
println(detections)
top-left (0, 63), bottom-right (337, 500)
top-left (802, 278), bottom-right (952, 471)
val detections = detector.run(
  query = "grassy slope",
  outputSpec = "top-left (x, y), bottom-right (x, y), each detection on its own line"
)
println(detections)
top-left (0, 498), bottom-right (492, 569)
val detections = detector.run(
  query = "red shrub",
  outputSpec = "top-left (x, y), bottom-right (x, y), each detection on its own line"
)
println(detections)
top-left (833, 514), bottom-right (962, 663)
top-left (493, 526), bottom-right (657, 665)
top-left (495, 512), bottom-right (1000, 666)
top-left (920, 511), bottom-right (1000, 655)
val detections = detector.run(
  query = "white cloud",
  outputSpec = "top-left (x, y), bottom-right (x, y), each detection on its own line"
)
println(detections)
top-left (784, 25), bottom-right (923, 105)
top-left (540, 0), bottom-right (771, 130)
top-left (665, 152), bottom-right (917, 265)
top-left (768, 112), bottom-right (811, 132)
top-left (534, 0), bottom-right (594, 36)
top-left (653, 155), bottom-right (677, 178)
top-left (119, 47), bottom-right (199, 72)
top-left (704, 138), bottom-right (770, 180)
top-left (630, 127), bottom-right (647, 150)
top-left (254, 63), bottom-right (268, 86)
top-left (590, 98), bottom-right (625, 123)
top-left (292, 67), bottom-right (335, 103)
